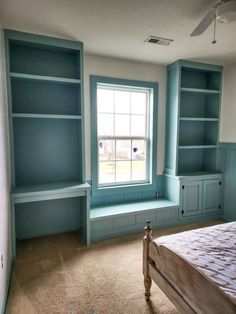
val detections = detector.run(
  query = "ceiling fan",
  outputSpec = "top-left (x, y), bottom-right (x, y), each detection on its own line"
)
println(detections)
top-left (191, 0), bottom-right (236, 37)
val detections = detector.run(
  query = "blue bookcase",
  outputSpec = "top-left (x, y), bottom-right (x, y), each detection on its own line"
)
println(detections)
top-left (164, 60), bottom-right (223, 220)
top-left (5, 30), bottom-right (90, 256)
top-left (165, 60), bottom-right (222, 176)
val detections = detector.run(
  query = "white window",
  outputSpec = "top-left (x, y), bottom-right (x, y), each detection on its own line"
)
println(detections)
top-left (96, 83), bottom-right (151, 187)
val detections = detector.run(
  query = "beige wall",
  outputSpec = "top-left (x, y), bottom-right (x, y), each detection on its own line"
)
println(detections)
top-left (84, 53), bottom-right (167, 179)
top-left (220, 62), bottom-right (236, 142)
top-left (0, 21), bottom-right (11, 313)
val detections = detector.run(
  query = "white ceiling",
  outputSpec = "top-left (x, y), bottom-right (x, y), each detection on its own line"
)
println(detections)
top-left (1, 0), bottom-right (236, 65)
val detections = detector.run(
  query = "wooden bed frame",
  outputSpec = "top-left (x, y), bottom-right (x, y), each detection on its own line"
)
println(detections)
top-left (143, 221), bottom-right (199, 314)
top-left (143, 221), bottom-right (236, 314)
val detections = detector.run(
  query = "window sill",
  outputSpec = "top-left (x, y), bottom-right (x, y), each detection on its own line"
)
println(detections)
top-left (91, 180), bottom-right (156, 197)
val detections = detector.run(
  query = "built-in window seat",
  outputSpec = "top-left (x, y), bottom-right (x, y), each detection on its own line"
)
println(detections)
top-left (90, 199), bottom-right (179, 241)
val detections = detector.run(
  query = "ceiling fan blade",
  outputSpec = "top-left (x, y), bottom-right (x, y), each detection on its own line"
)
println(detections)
top-left (191, 2), bottom-right (222, 36)
top-left (191, 9), bottom-right (216, 36)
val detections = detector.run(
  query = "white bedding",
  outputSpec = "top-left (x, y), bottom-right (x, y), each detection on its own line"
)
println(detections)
top-left (153, 222), bottom-right (236, 305)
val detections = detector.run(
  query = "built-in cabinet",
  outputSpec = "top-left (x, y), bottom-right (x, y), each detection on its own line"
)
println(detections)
top-left (164, 60), bottom-right (223, 219)
top-left (181, 177), bottom-right (222, 217)
top-left (164, 174), bottom-right (223, 219)
top-left (5, 30), bottom-right (90, 255)
top-left (181, 180), bottom-right (202, 217)
top-left (4, 37), bottom-right (225, 248)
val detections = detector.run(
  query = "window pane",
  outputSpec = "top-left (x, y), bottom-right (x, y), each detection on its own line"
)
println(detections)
top-left (131, 115), bottom-right (146, 136)
top-left (97, 88), bottom-right (114, 113)
top-left (98, 113), bottom-right (114, 136)
top-left (116, 140), bottom-right (131, 160)
top-left (99, 161), bottom-right (115, 184)
top-left (114, 90), bottom-right (130, 114)
top-left (131, 92), bottom-right (146, 115)
top-left (96, 82), bottom-right (151, 187)
top-left (115, 114), bottom-right (130, 136)
top-left (132, 160), bottom-right (146, 181)
top-left (132, 140), bottom-right (146, 160)
top-left (116, 161), bottom-right (131, 182)
top-left (99, 140), bottom-right (115, 161)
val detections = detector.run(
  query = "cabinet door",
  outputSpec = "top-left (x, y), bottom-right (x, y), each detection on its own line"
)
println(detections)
top-left (203, 179), bottom-right (222, 213)
top-left (181, 181), bottom-right (202, 217)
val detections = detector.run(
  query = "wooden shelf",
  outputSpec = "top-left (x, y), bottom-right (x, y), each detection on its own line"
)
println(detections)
top-left (181, 87), bottom-right (220, 94)
top-left (12, 113), bottom-right (82, 120)
top-left (10, 72), bottom-right (81, 85)
top-left (179, 117), bottom-right (218, 122)
top-left (177, 171), bottom-right (222, 178)
top-left (12, 181), bottom-right (90, 203)
top-left (178, 145), bottom-right (217, 149)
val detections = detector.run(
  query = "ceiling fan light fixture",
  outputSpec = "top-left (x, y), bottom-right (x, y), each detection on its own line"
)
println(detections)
top-left (217, 1), bottom-right (236, 22)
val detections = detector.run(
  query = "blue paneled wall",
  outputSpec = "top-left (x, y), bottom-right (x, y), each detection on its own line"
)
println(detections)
top-left (90, 175), bottom-right (163, 208)
top-left (218, 143), bottom-right (236, 220)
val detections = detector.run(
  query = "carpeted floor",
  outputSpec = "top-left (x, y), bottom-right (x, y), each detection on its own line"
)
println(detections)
top-left (6, 220), bottom-right (221, 314)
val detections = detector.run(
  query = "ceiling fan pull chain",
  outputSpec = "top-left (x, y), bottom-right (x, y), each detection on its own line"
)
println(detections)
top-left (212, 15), bottom-right (217, 44)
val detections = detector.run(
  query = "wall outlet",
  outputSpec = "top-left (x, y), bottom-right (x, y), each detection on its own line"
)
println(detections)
top-left (156, 192), bottom-right (160, 199)
top-left (1, 255), bottom-right (3, 269)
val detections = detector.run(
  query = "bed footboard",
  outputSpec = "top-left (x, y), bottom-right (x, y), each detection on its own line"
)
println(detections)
top-left (142, 221), bottom-right (196, 313)
top-left (143, 221), bottom-right (236, 313)
top-left (143, 220), bottom-right (153, 301)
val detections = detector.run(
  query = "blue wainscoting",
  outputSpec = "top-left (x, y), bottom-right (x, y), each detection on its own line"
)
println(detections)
top-left (90, 175), bottom-right (163, 207)
top-left (218, 143), bottom-right (236, 221)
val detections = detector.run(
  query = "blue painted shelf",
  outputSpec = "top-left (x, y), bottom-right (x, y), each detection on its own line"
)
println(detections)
top-left (177, 171), bottom-right (222, 178)
top-left (178, 145), bottom-right (217, 149)
top-left (12, 181), bottom-right (90, 203)
top-left (179, 117), bottom-right (219, 122)
top-left (181, 87), bottom-right (220, 94)
top-left (12, 113), bottom-right (82, 120)
top-left (10, 72), bottom-right (81, 85)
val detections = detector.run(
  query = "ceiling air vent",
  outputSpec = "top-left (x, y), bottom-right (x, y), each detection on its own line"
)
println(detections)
top-left (145, 36), bottom-right (173, 46)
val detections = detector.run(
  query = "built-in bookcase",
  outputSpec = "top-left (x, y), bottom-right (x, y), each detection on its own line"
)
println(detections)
top-left (5, 30), bottom-right (90, 251)
top-left (6, 31), bottom-right (84, 186)
top-left (164, 60), bottom-right (223, 222)
top-left (165, 60), bottom-right (222, 176)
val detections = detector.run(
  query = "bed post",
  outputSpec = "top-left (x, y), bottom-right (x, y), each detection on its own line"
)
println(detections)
top-left (143, 220), bottom-right (153, 301)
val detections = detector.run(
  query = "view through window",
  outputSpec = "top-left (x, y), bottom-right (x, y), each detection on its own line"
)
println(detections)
top-left (97, 83), bottom-right (151, 186)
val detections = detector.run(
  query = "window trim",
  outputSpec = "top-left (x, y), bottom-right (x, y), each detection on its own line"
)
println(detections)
top-left (90, 75), bottom-right (158, 197)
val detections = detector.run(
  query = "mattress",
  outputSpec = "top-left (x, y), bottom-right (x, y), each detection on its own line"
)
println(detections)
top-left (150, 222), bottom-right (236, 314)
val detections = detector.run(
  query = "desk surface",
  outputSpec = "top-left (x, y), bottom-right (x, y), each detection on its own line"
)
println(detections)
top-left (11, 181), bottom-right (90, 203)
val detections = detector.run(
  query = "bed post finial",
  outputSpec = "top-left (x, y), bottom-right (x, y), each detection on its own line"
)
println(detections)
top-left (145, 220), bottom-right (153, 241)
top-left (143, 220), bottom-right (153, 301)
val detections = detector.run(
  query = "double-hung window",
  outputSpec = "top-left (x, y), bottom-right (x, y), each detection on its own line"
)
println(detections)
top-left (90, 76), bottom-right (158, 196)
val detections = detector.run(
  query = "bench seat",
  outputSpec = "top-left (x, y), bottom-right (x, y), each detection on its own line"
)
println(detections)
top-left (90, 199), bottom-right (179, 241)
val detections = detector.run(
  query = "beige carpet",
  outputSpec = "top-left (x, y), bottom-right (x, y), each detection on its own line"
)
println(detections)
top-left (6, 220), bottom-right (221, 314)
